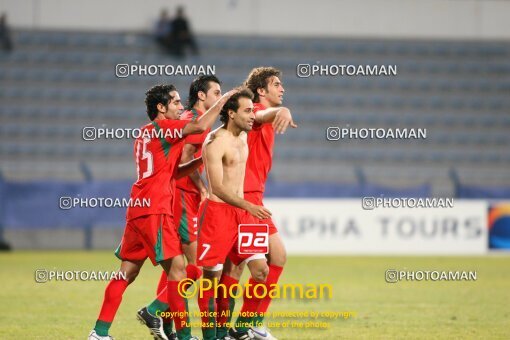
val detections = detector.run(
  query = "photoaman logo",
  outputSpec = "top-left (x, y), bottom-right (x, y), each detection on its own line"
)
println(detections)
top-left (238, 224), bottom-right (269, 254)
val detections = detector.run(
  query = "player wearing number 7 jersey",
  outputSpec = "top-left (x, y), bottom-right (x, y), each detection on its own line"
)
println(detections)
top-left (218, 67), bottom-right (297, 340)
top-left (195, 87), bottom-right (277, 340)
top-left (88, 84), bottom-right (236, 340)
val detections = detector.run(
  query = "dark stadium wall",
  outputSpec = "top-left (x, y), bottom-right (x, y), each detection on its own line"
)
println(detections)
top-left (1, 0), bottom-right (509, 40)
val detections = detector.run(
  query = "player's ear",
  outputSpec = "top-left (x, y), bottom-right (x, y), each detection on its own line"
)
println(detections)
top-left (198, 90), bottom-right (206, 101)
top-left (156, 102), bottom-right (166, 113)
top-left (257, 87), bottom-right (266, 98)
top-left (228, 109), bottom-right (236, 120)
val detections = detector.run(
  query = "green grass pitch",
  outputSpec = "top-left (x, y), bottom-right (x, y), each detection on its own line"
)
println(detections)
top-left (0, 251), bottom-right (509, 339)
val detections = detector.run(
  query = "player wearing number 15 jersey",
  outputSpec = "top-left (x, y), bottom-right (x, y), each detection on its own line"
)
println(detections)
top-left (138, 76), bottom-right (222, 340)
top-left (88, 84), bottom-right (235, 340)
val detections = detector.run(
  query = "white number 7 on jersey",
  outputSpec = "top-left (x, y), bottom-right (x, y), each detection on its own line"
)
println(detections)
top-left (198, 243), bottom-right (211, 261)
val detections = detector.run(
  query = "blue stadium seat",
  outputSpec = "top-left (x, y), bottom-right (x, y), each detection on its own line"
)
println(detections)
top-left (1, 30), bottom-right (509, 190)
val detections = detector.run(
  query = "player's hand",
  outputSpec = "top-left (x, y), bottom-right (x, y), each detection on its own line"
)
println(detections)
top-left (272, 107), bottom-right (297, 134)
top-left (199, 189), bottom-right (208, 204)
top-left (247, 203), bottom-right (272, 220)
top-left (218, 89), bottom-right (238, 105)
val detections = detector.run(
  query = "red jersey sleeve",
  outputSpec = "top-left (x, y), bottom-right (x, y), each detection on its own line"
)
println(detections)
top-left (180, 109), bottom-right (208, 145)
top-left (185, 131), bottom-right (209, 145)
top-left (156, 119), bottom-right (190, 144)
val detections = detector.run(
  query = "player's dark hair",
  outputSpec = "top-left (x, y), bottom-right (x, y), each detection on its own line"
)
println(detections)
top-left (244, 67), bottom-right (282, 103)
top-left (220, 87), bottom-right (254, 126)
top-left (185, 75), bottom-right (221, 110)
top-left (145, 84), bottom-right (177, 121)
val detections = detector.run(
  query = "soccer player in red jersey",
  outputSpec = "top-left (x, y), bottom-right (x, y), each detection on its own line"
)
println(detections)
top-left (196, 88), bottom-right (275, 340)
top-left (176, 75), bottom-right (222, 257)
top-left (88, 84), bottom-right (235, 340)
top-left (137, 76), bottom-right (222, 339)
top-left (220, 67), bottom-right (297, 340)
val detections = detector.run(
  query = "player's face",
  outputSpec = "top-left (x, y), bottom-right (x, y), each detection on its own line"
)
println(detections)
top-left (261, 76), bottom-right (284, 107)
top-left (232, 97), bottom-right (255, 132)
top-left (203, 82), bottom-right (222, 110)
top-left (164, 91), bottom-right (184, 119)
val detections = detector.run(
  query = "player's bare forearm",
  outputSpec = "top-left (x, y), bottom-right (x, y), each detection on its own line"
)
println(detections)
top-left (255, 107), bottom-right (298, 134)
top-left (180, 143), bottom-right (196, 164)
top-left (207, 158), bottom-right (271, 218)
top-left (182, 89), bottom-right (237, 136)
top-left (210, 184), bottom-right (256, 212)
top-left (189, 170), bottom-right (207, 193)
top-left (204, 137), bottom-right (271, 219)
top-left (176, 157), bottom-right (203, 179)
top-left (195, 89), bottom-right (237, 130)
top-left (211, 185), bottom-right (271, 219)
top-left (254, 107), bottom-right (282, 124)
top-left (180, 142), bottom-right (205, 188)
top-left (212, 187), bottom-right (271, 219)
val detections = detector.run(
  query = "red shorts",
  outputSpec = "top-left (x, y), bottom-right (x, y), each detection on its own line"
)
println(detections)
top-left (115, 214), bottom-right (182, 266)
top-left (197, 199), bottom-right (260, 267)
top-left (244, 192), bottom-right (278, 235)
top-left (173, 188), bottom-right (200, 244)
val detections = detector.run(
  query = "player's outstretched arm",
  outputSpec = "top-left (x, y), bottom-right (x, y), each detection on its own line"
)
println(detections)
top-left (254, 106), bottom-right (298, 134)
top-left (176, 157), bottom-right (203, 179)
top-left (254, 107), bottom-right (281, 124)
top-left (203, 137), bottom-right (271, 219)
top-left (182, 89), bottom-right (237, 136)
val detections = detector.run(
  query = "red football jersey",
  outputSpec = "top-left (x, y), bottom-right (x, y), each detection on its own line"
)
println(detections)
top-left (244, 103), bottom-right (275, 193)
top-left (176, 108), bottom-right (210, 194)
top-left (127, 119), bottom-right (190, 220)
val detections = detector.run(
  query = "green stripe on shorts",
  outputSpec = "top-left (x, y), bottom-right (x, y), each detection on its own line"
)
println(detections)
top-left (155, 216), bottom-right (164, 263)
top-left (178, 191), bottom-right (190, 244)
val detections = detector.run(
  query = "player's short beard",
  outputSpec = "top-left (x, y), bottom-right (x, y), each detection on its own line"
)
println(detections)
top-left (241, 120), bottom-right (253, 132)
top-left (229, 119), bottom-right (249, 133)
top-left (166, 108), bottom-right (179, 120)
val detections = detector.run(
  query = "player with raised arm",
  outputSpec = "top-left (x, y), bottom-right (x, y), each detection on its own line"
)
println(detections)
top-left (218, 67), bottom-right (297, 340)
top-left (87, 84), bottom-right (235, 340)
top-left (137, 76), bottom-right (222, 340)
top-left (196, 87), bottom-right (277, 340)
